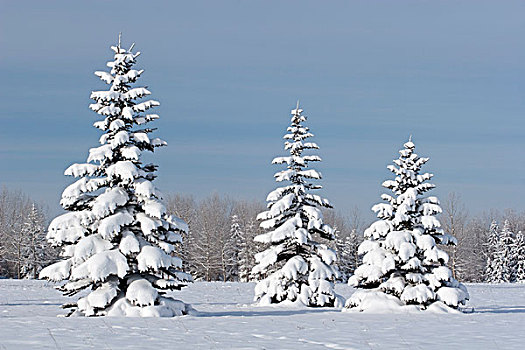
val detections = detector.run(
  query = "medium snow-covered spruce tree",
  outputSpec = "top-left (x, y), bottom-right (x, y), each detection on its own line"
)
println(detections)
top-left (39, 36), bottom-right (192, 317)
top-left (345, 139), bottom-right (469, 312)
top-left (251, 105), bottom-right (342, 307)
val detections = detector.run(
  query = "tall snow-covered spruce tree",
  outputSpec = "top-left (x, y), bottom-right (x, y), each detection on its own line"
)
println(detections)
top-left (344, 139), bottom-right (469, 312)
top-left (39, 36), bottom-right (192, 317)
top-left (251, 105), bottom-right (342, 307)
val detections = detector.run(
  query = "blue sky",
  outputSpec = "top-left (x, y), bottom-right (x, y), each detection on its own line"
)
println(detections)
top-left (1, 0), bottom-right (524, 217)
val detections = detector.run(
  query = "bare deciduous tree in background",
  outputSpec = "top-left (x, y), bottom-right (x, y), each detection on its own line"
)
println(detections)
top-left (441, 192), bottom-right (469, 280)
top-left (0, 188), bottom-right (57, 278)
top-left (1, 186), bottom-right (523, 284)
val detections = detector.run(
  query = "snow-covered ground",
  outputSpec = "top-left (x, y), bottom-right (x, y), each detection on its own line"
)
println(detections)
top-left (0, 280), bottom-right (524, 349)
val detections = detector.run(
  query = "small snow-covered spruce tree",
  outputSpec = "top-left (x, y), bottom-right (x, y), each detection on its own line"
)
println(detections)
top-left (345, 139), bottom-right (469, 312)
top-left (39, 36), bottom-right (192, 317)
top-left (251, 105), bottom-right (342, 307)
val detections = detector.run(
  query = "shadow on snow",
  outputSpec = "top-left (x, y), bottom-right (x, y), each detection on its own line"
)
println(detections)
top-left (474, 306), bottom-right (525, 314)
top-left (193, 308), bottom-right (335, 318)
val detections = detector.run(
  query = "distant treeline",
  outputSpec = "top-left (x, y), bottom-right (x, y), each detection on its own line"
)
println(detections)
top-left (0, 187), bottom-right (523, 283)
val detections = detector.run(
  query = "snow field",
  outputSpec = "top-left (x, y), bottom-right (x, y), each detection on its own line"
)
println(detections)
top-left (1, 280), bottom-right (524, 349)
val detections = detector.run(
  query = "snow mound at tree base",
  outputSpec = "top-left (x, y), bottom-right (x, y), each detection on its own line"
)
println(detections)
top-left (254, 282), bottom-right (345, 308)
top-left (254, 294), bottom-right (345, 309)
top-left (343, 290), bottom-right (462, 314)
top-left (70, 296), bottom-right (194, 317)
top-left (107, 296), bottom-right (193, 317)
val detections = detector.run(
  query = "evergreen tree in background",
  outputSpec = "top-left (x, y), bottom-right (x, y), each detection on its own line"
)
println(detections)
top-left (251, 105), bottom-right (341, 307)
top-left (490, 221), bottom-right (516, 283)
top-left (5, 211), bottom-right (25, 279)
top-left (334, 229), bottom-right (359, 282)
top-left (342, 229), bottom-right (359, 280)
top-left (345, 139), bottom-right (469, 312)
top-left (484, 221), bottom-right (500, 282)
top-left (514, 231), bottom-right (525, 282)
top-left (238, 218), bottom-right (257, 282)
top-left (349, 229), bottom-right (360, 274)
top-left (227, 215), bottom-right (243, 281)
top-left (334, 229), bottom-right (348, 282)
top-left (20, 203), bottom-right (56, 279)
top-left (40, 36), bottom-right (192, 317)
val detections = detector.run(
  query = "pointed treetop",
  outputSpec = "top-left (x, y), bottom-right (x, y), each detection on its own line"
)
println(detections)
top-left (404, 135), bottom-right (415, 149)
top-left (291, 100), bottom-right (303, 116)
top-left (118, 32), bottom-right (122, 49)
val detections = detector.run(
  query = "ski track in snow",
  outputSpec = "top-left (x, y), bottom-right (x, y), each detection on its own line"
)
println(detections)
top-left (0, 281), bottom-right (524, 349)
